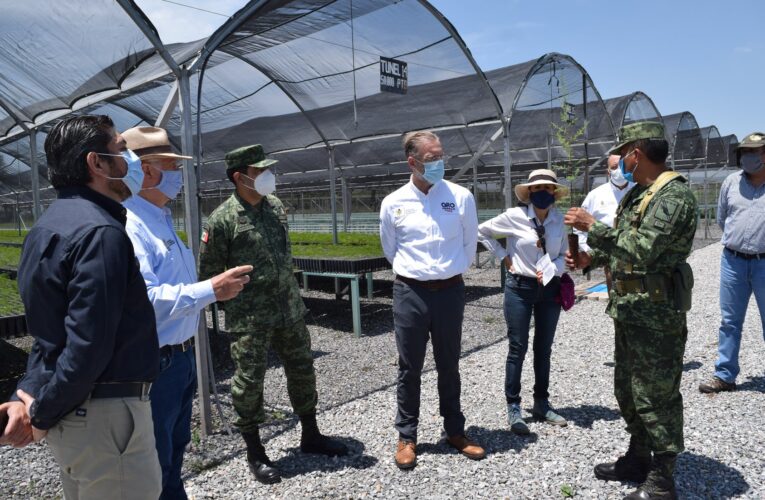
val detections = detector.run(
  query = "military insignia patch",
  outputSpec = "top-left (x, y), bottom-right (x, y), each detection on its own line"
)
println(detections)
top-left (653, 199), bottom-right (680, 225)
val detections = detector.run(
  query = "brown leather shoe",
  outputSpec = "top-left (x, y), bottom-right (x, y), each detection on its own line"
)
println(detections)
top-left (698, 376), bottom-right (736, 394)
top-left (446, 434), bottom-right (486, 460)
top-left (395, 439), bottom-right (416, 469)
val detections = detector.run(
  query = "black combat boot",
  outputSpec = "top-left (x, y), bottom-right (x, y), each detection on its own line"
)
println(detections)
top-left (299, 412), bottom-right (349, 457)
top-left (624, 453), bottom-right (678, 500)
top-left (242, 428), bottom-right (281, 484)
top-left (594, 437), bottom-right (651, 482)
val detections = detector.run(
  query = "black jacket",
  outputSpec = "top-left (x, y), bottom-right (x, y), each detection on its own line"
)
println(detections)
top-left (15, 186), bottom-right (159, 430)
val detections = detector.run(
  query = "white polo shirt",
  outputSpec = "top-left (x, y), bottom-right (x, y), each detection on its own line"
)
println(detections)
top-left (379, 178), bottom-right (478, 280)
top-left (575, 180), bottom-right (634, 253)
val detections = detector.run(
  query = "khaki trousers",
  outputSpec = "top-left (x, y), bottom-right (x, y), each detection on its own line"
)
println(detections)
top-left (45, 397), bottom-right (162, 500)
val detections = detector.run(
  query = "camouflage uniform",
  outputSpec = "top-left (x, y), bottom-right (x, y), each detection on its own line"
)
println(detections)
top-left (199, 160), bottom-right (316, 434)
top-left (588, 142), bottom-right (698, 456)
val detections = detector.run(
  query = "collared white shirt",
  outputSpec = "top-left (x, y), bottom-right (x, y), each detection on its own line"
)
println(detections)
top-left (477, 204), bottom-right (566, 278)
top-left (575, 180), bottom-right (635, 253)
top-left (379, 178), bottom-right (478, 280)
top-left (124, 195), bottom-right (216, 347)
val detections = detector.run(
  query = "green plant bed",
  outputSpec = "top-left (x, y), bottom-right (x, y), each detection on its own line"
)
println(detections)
top-left (0, 275), bottom-right (24, 316)
top-left (0, 230), bottom-right (27, 244)
top-left (290, 232), bottom-right (383, 259)
top-left (0, 246), bottom-right (21, 269)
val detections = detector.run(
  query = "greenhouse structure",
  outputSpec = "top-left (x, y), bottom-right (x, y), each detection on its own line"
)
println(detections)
top-left (0, 0), bottom-right (744, 433)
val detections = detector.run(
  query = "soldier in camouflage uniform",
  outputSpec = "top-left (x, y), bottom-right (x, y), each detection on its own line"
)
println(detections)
top-left (565, 122), bottom-right (697, 500)
top-left (199, 145), bottom-right (347, 485)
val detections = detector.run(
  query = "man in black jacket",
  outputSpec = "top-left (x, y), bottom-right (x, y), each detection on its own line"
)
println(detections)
top-left (0, 115), bottom-right (162, 499)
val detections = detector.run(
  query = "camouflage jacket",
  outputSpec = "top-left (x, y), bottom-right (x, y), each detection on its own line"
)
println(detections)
top-left (199, 192), bottom-right (306, 331)
top-left (588, 174), bottom-right (697, 327)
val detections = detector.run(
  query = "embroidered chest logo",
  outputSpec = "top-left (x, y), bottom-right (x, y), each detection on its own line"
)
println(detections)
top-left (440, 202), bottom-right (456, 213)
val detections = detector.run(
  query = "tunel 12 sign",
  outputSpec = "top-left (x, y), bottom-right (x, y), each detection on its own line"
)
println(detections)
top-left (380, 56), bottom-right (407, 94)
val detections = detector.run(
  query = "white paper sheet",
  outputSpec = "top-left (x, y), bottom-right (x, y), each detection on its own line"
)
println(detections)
top-left (536, 254), bottom-right (556, 286)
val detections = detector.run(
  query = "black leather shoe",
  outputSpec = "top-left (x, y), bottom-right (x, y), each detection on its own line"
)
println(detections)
top-left (594, 456), bottom-right (650, 482)
top-left (248, 459), bottom-right (281, 484)
top-left (301, 433), bottom-right (349, 457)
top-left (300, 412), bottom-right (349, 457)
top-left (242, 429), bottom-right (282, 484)
top-left (624, 478), bottom-right (677, 499)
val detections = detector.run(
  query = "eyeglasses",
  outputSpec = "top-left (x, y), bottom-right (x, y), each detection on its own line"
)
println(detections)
top-left (534, 223), bottom-right (546, 250)
top-left (413, 154), bottom-right (444, 163)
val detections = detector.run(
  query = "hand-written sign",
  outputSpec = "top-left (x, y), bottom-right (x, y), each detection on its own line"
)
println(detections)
top-left (380, 56), bottom-right (407, 94)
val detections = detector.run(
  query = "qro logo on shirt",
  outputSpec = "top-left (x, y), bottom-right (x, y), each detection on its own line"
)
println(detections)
top-left (440, 202), bottom-right (456, 213)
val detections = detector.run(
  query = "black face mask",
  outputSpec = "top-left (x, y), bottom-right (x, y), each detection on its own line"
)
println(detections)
top-left (529, 190), bottom-right (555, 209)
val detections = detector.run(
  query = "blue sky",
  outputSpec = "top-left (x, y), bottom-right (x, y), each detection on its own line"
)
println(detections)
top-left (137, 0), bottom-right (762, 140)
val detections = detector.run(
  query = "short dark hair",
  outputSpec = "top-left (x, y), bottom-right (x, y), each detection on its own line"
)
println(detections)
top-left (45, 115), bottom-right (115, 189)
top-left (631, 138), bottom-right (669, 164)
top-left (227, 165), bottom-right (248, 184)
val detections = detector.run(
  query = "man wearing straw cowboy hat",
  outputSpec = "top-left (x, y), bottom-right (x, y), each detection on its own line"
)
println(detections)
top-left (122, 126), bottom-right (253, 499)
top-left (565, 121), bottom-right (697, 500)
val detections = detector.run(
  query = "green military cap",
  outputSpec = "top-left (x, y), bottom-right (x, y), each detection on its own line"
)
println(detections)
top-left (225, 144), bottom-right (278, 171)
top-left (608, 121), bottom-right (666, 154)
top-left (736, 132), bottom-right (765, 150)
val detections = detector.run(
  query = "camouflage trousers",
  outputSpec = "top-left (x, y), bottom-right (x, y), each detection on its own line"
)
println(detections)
top-left (613, 318), bottom-right (687, 455)
top-left (229, 319), bottom-right (318, 433)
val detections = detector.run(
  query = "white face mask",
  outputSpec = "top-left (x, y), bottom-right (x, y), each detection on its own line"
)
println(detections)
top-left (608, 164), bottom-right (628, 187)
top-left (242, 169), bottom-right (276, 196)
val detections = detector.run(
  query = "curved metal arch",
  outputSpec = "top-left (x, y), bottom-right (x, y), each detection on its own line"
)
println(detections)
top-left (505, 52), bottom-right (617, 140)
top-left (417, 0), bottom-right (506, 126)
top-left (611, 91), bottom-right (664, 131)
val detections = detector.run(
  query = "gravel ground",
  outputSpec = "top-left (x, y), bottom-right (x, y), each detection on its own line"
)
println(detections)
top-left (2, 231), bottom-right (763, 499)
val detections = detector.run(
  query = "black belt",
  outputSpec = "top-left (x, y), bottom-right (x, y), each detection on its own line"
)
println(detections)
top-left (396, 274), bottom-right (463, 290)
top-left (726, 247), bottom-right (765, 260)
top-left (162, 337), bottom-right (195, 356)
top-left (91, 382), bottom-right (152, 401)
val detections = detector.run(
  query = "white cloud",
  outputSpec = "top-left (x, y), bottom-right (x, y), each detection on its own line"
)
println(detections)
top-left (734, 46), bottom-right (753, 54)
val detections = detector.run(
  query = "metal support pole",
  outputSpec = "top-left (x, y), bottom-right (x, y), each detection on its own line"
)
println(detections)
top-left (328, 147), bottom-right (338, 244)
top-left (179, 70), bottom-right (212, 436)
top-left (503, 129), bottom-right (512, 208)
top-left (29, 130), bottom-right (40, 221)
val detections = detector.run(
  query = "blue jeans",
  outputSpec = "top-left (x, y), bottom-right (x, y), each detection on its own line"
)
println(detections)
top-left (503, 274), bottom-right (561, 405)
top-left (714, 249), bottom-right (765, 383)
top-left (151, 346), bottom-right (197, 500)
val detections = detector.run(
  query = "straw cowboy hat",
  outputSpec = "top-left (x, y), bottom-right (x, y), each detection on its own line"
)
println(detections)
top-left (121, 126), bottom-right (192, 160)
top-left (514, 169), bottom-right (569, 204)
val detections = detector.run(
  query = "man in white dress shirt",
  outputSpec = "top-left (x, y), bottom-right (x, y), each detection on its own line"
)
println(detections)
top-left (379, 130), bottom-right (484, 470)
top-left (122, 127), bottom-right (252, 499)
top-left (574, 154), bottom-right (635, 253)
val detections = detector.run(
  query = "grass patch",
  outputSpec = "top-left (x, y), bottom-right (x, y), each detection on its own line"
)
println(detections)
top-left (0, 230), bottom-right (27, 244)
top-left (291, 232), bottom-right (383, 259)
top-left (0, 246), bottom-right (21, 268)
top-left (0, 274), bottom-right (24, 316)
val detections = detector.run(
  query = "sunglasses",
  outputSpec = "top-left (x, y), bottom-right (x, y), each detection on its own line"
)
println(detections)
top-left (534, 224), bottom-right (546, 250)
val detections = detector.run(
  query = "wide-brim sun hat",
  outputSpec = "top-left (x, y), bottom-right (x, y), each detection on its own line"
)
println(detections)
top-left (122, 126), bottom-right (192, 160)
top-left (514, 169), bottom-right (569, 204)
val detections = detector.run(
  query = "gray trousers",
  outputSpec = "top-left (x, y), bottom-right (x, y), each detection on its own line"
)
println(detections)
top-left (45, 397), bottom-right (162, 500)
top-left (393, 279), bottom-right (466, 442)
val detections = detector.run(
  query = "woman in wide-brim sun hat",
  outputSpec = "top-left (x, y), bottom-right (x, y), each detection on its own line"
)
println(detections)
top-left (477, 168), bottom-right (569, 435)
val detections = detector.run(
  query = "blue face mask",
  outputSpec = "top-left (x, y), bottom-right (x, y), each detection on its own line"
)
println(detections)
top-left (619, 150), bottom-right (638, 184)
top-left (740, 151), bottom-right (764, 174)
top-left (99, 149), bottom-right (144, 197)
top-left (529, 189), bottom-right (555, 210)
top-left (417, 159), bottom-right (445, 185)
top-left (150, 167), bottom-right (184, 199)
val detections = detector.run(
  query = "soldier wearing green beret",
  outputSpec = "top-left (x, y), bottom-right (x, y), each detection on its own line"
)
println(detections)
top-left (565, 122), bottom-right (697, 500)
top-left (199, 145), bottom-right (347, 485)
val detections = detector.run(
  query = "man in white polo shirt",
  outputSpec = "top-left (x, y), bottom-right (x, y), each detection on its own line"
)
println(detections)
top-left (379, 130), bottom-right (483, 470)
top-left (574, 154), bottom-right (635, 253)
